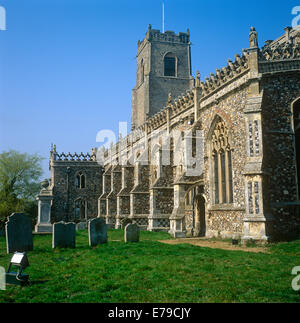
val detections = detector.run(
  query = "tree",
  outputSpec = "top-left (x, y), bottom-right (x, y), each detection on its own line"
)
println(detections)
top-left (0, 150), bottom-right (44, 228)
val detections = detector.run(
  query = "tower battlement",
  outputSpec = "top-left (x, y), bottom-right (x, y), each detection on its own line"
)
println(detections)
top-left (137, 25), bottom-right (190, 54)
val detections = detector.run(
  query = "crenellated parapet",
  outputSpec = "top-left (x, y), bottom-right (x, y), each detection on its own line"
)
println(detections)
top-left (50, 144), bottom-right (97, 163)
top-left (199, 52), bottom-right (249, 98)
top-left (259, 27), bottom-right (300, 61)
top-left (260, 41), bottom-right (300, 61)
top-left (258, 27), bottom-right (300, 74)
top-left (137, 24), bottom-right (190, 54)
top-left (133, 89), bottom-right (195, 134)
top-left (171, 91), bottom-right (194, 117)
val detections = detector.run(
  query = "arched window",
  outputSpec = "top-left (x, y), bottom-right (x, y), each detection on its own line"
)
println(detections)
top-left (75, 172), bottom-right (86, 189)
top-left (164, 53), bottom-right (177, 77)
top-left (211, 119), bottom-right (234, 204)
top-left (293, 98), bottom-right (300, 197)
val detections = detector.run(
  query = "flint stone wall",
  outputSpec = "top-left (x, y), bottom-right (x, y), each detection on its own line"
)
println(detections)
top-left (262, 73), bottom-right (300, 239)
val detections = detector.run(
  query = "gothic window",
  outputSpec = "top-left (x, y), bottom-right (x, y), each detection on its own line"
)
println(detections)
top-left (75, 172), bottom-right (86, 189)
top-left (248, 120), bottom-right (260, 157)
top-left (247, 181), bottom-right (260, 215)
top-left (211, 119), bottom-right (234, 204)
top-left (164, 53), bottom-right (177, 77)
top-left (254, 182), bottom-right (260, 214)
top-left (293, 99), bottom-right (300, 196)
top-left (214, 154), bottom-right (219, 204)
top-left (254, 121), bottom-right (260, 156)
top-left (248, 182), bottom-right (254, 214)
top-left (75, 176), bottom-right (80, 188)
top-left (249, 122), bottom-right (254, 157)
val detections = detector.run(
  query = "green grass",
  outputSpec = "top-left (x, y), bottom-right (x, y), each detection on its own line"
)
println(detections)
top-left (0, 230), bottom-right (300, 303)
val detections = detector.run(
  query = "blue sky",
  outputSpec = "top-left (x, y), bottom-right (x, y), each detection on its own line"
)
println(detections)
top-left (0, 0), bottom-right (298, 177)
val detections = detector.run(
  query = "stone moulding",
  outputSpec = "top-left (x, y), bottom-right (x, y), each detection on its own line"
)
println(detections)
top-left (208, 206), bottom-right (245, 212)
top-left (259, 60), bottom-right (300, 74)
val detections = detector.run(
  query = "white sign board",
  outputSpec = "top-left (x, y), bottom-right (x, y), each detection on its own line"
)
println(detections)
top-left (11, 253), bottom-right (24, 265)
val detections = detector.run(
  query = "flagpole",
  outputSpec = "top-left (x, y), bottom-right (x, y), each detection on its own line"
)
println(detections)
top-left (163, 0), bottom-right (165, 33)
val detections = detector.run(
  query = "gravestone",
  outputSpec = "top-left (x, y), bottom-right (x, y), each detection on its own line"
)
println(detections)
top-left (124, 223), bottom-right (140, 243)
top-left (52, 222), bottom-right (76, 249)
top-left (0, 266), bottom-right (5, 291)
top-left (76, 222), bottom-right (87, 231)
top-left (5, 213), bottom-right (33, 254)
top-left (121, 218), bottom-right (132, 229)
top-left (88, 218), bottom-right (107, 247)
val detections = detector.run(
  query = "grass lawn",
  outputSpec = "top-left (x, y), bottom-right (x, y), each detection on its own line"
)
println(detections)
top-left (0, 229), bottom-right (300, 303)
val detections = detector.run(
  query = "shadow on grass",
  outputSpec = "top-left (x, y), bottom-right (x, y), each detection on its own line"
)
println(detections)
top-left (30, 280), bottom-right (50, 286)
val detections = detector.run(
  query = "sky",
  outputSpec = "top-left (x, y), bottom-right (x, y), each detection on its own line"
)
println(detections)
top-left (0, 0), bottom-right (299, 177)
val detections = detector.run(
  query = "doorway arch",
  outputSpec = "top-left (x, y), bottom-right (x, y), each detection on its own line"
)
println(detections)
top-left (194, 194), bottom-right (206, 237)
top-left (184, 185), bottom-right (206, 237)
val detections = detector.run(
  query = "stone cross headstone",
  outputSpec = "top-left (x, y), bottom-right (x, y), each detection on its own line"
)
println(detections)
top-left (124, 223), bottom-right (140, 243)
top-left (52, 222), bottom-right (76, 249)
top-left (5, 213), bottom-right (33, 254)
top-left (88, 218), bottom-right (108, 247)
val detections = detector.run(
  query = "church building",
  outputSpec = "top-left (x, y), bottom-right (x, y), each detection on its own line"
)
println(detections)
top-left (39, 25), bottom-right (300, 243)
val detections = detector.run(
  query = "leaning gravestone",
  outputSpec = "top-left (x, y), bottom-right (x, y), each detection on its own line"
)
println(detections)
top-left (88, 218), bottom-right (107, 247)
top-left (124, 223), bottom-right (140, 243)
top-left (52, 222), bottom-right (76, 249)
top-left (5, 213), bottom-right (33, 254)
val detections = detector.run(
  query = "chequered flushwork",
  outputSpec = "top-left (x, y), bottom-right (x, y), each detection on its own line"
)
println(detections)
top-left (135, 218), bottom-right (148, 226)
top-left (153, 219), bottom-right (170, 228)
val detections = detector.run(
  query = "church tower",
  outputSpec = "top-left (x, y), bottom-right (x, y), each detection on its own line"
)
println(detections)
top-left (131, 25), bottom-right (193, 130)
